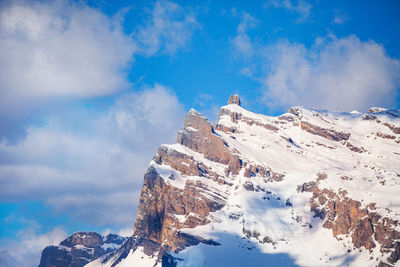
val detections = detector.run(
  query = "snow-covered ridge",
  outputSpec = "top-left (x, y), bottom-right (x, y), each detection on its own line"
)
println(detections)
top-left (84, 96), bottom-right (400, 267)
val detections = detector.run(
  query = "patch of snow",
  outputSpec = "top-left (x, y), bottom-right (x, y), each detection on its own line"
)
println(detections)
top-left (85, 247), bottom-right (159, 267)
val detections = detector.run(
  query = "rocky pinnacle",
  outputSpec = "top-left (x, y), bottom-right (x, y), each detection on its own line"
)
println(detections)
top-left (227, 94), bottom-right (241, 106)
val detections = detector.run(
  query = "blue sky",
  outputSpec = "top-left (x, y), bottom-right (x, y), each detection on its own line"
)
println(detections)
top-left (0, 0), bottom-right (399, 265)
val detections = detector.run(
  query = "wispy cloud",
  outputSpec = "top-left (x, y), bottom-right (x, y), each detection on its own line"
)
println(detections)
top-left (332, 12), bottom-right (348, 25)
top-left (135, 1), bottom-right (199, 56)
top-left (266, 0), bottom-right (312, 22)
top-left (232, 12), bottom-right (258, 57)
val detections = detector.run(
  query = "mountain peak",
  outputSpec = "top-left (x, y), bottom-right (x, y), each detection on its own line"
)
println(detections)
top-left (183, 108), bottom-right (213, 134)
top-left (52, 99), bottom-right (400, 267)
top-left (227, 94), bottom-right (241, 106)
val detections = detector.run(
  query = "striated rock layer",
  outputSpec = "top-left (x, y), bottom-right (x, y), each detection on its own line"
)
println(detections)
top-left (87, 95), bottom-right (400, 267)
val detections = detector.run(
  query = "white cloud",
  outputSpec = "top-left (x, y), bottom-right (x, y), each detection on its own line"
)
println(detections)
top-left (0, 0), bottom-right (135, 113)
top-left (332, 13), bottom-right (348, 25)
top-left (135, 0), bottom-right (199, 56)
top-left (0, 0), bottom-right (199, 115)
top-left (267, 0), bottom-right (312, 22)
top-left (101, 226), bottom-right (133, 239)
top-left (262, 35), bottom-right (400, 111)
top-left (0, 85), bottom-right (185, 226)
top-left (232, 12), bottom-right (257, 57)
top-left (1, 226), bottom-right (67, 267)
top-left (118, 227), bottom-right (134, 238)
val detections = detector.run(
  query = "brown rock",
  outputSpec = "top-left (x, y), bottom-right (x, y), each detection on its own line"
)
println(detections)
top-left (227, 94), bottom-right (241, 106)
top-left (177, 109), bottom-right (243, 175)
top-left (376, 132), bottom-right (396, 139)
top-left (352, 218), bottom-right (375, 249)
top-left (307, 185), bottom-right (400, 263)
top-left (134, 166), bottom-right (225, 253)
top-left (218, 107), bottom-right (279, 133)
top-left (243, 164), bottom-right (284, 182)
top-left (39, 232), bottom-right (125, 267)
top-left (300, 121), bottom-right (351, 141)
top-left (60, 232), bottom-right (103, 248)
top-left (346, 142), bottom-right (366, 153)
top-left (383, 122), bottom-right (400, 134)
top-left (243, 181), bottom-right (254, 191)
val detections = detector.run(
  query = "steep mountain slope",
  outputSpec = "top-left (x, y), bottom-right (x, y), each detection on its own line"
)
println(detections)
top-left (88, 95), bottom-right (400, 267)
top-left (39, 232), bottom-right (126, 267)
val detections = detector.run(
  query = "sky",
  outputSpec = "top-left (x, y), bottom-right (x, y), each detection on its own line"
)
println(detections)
top-left (0, 0), bottom-right (399, 265)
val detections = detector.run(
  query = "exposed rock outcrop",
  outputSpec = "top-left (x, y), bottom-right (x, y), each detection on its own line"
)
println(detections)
top-left (133, 166), bottom-right (225, 254)
top-left (243, 164), bottom-right (284, 182)
top-left (60, 232), bottom-right (103, 248)
top-left (217, 107), bottom-right (279, 133)
top-left (38, 232), bottom-right (126, 267)
top-left (300, 121), bottom-right (351, 141)
top-left (177, 109), bottom-right (243, 175)
top-left (306, 181), bottom-right (400, 266)
top-left (227, 94), bottom-right (241, 105)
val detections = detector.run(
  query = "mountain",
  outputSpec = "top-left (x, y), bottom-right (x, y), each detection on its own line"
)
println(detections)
top-left (41, 95), bottom-right (400, 267)
top-left (38, 232), bottom-right (126, 267)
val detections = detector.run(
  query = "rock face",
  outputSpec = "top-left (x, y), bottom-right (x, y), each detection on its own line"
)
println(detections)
top-left (300, 121), bottom-right (351, 142)
top-left (38, 232), bottom-right (126, 267)
top-left (176, 109), bottom-right (243, 175)
top-left (227, 94), bottom-right (241, 105)
top-left (305, 177), bottom-right (400, 260)
top-left (59, 232), bottom-right (103, 248)
top-left (133, 166), bottom-right (224, 253)
top-left (63, 95), bottom-right (400, 267)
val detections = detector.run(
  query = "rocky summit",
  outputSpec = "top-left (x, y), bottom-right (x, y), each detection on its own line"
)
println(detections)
top-left (38, 232), bottom-right (126, 267)
top-left (41, 95), bottom-right (400, 267)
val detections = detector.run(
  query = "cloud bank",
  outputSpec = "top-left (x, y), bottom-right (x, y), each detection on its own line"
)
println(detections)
top-left (0, 85), bottom-right (185, 227)
top-left (0, 0), bottom-right (135, 113)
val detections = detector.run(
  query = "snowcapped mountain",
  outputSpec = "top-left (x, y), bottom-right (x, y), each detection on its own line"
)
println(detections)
top-left (43, 95), bottom-right (400, 267)
top-left (38, 232), bottom-right (127, 267)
